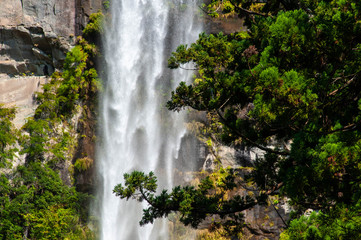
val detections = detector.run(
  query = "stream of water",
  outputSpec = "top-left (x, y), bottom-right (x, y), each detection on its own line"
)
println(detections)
top-left (97, 1), bottom-right (202, 239)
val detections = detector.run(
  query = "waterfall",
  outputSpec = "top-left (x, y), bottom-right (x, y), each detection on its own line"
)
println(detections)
top-left (97, 1), bottom-right (202, 239)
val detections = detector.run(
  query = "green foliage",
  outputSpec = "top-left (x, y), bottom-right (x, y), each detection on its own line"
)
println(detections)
top-left (0, 162), bottom-right (92, 239)
top-left (26, 13), bottom-right (102, 165)
top-left (114, 169), bottom-right (266, 236)
top-left (117, 0), bottom-right (361, 237)
top-left (0, 12), bottom-right (102, 239)
top-left (74, 157), bottom-right (93, 171)
top-left (0, 105), bottom-right (18, 168)
top-left (281, 204), bottom-right (361, 240)
top-left (167, 0), bottom-right (361, 206)
top-left (195, 229), bottom-right (233, 240)
top-left (82, 12), bottom-right (104, 40)
top-left (57, 45), bottom-right (89, 114)
top-left (24, 206), bottom-right (82, 239)
top-left (202, 0), bottom-right (320, 22)
top-left (21, 119), bottom-right (51, 162)
top-left (35, 14), bottom-right (102, 121)
top-left (103, 1), bottom-right (110, 11)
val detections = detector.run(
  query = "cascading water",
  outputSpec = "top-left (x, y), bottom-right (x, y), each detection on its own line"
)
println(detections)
top-left (97, 1), bottom-right (202, 239)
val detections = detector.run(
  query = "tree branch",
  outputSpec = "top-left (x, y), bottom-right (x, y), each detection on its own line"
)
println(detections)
top-left (229, 0), bottom-right (269, 17)
top-left (179, 65), bottom-right (199, 71)
top-left (323, 123), bottom-right (358, 135)
top-left (328, 75), bottom-right (356, 96)
top-left (216, 110), bottom-right (290, 156)
top-left (197, 0), bottom-right (224, 15)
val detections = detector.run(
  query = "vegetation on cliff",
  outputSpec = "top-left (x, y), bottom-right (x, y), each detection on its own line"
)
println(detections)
top-left (0, 12), bottom-right (104, 239)
top-left (115, 0), bottom-right (361, 238)
top-left (0, 106), bottom-right (18, 169)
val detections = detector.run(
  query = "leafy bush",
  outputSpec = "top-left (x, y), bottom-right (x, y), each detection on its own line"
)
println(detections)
top-left (82, 12), bottom-right (104, 40)
top-left (74, 157), bottom-right (93, 171)
top-left (0, 163), bottom-right (92, 239)
top-left (281, 205), bottom-right (361, 240)
top-left (0, 106), bottom-right (18, 168)
top-left (103, 0), bottom-right (110, 10)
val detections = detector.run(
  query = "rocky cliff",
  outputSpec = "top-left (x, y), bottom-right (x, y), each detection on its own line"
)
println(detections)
top-left (0, 0), bottom-right (104, 203)
top-left (0, 0), bottom-right (103, 125)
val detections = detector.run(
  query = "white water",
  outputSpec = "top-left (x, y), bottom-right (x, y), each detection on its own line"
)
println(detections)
top-left (97, 1), bottom-right (202, 239)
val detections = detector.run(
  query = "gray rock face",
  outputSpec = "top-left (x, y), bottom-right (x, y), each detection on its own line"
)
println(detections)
top-left (0, 0), bottom-right (103, 76)
top-left (0, 0), bottom-right (75, 74)
top-left (0, 25), bottom-right (67, 75)
top-left (0, 0), bottom-right (75, 35)
top-left (0, 74), bottom-right (47, 127)
top-left (202, 145), bottom-right (264, 172)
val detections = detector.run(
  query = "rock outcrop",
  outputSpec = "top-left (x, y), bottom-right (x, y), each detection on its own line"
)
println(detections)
top-left (0, 0), bottom-right (103, 121)
top-left (0, 0), bottom-right (103, 197)
top-left (0, 74), bottom-right (46, 127)
top-left (0, 0), bottom-right (103, 76)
